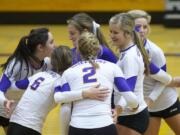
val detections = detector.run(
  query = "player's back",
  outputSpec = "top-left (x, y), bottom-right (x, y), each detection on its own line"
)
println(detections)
top-left (10, 70), bottom-right (60, 133)
top-left (62, 59), bottom-right (123, 128)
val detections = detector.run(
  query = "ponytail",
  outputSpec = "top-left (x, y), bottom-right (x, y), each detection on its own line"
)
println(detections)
top-left (88, 57), bottom-right (99, 69)
top-left (133, 31), bottom-right (150, 75)
top-left (1, 36), bottom-right (31, 71)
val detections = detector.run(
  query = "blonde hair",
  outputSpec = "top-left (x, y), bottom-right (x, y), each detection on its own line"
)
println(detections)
top-left (128, 9), bottom-right (151, 24)
top-left (78, 32), bottom-right (100, 69)
top-left (109, 13), bottom-right (150, 75)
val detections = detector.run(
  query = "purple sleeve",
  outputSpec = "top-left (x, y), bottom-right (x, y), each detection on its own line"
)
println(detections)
top-left (149, 62), bottom-right (160, 74)
top-left (126, 76), bottom-right (137, 91)
top-left (54, 85), bottom-right (61, 93)
top-left (55, 83), bottom-right (70, 93)
top-left (161, 64), bottom-right (166, 71)
top-left (0, 74), bottom-right (11, 93)
top-left (98, 46), bottom-right (118, 63)
top-left (114, 77), bottom-right (132, 92)
top-left (15, 78), bottom-right (29, 89)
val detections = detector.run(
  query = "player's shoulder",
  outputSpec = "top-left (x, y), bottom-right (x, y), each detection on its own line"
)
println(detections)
top-left (146, 39), bottom-right (163, 53)
top-left (122, 46), bottom-right (140, 61)
top-left (97, 59), bottom-right (118, 68)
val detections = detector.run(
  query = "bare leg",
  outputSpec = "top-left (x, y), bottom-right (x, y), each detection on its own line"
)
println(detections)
top-left (143, 117), bottom-right (161, 135)
top-left (165, 113), bottom-right (180, 135)
top-left (116, 124), bottom-right (141, 135)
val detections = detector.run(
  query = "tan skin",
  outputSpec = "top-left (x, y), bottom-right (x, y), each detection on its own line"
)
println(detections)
top-left (67, 24), bottom-right (81, 48)
top-left (30, 32), bottom-right (56, 69)
top-left (109, 23), bottom-right (133, 50)
top-left (135, 17), bottom-right (180, 135)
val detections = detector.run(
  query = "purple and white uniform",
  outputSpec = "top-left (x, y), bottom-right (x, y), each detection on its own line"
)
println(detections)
top-left (54, 59), bottom-right (138, 129)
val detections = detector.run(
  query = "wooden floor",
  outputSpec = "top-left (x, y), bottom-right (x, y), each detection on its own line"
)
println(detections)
top-left (0, 25), bottom-right (180, 135)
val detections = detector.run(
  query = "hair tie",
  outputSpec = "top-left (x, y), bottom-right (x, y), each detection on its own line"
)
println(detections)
top-left (92, 21), bottom-right (100, 35)
top-left (25, 37), bottom-right (29, 45)
top-left (88, 55), bottom-right (95, 60)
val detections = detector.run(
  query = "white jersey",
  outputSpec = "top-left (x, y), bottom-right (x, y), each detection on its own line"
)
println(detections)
top-left (0, 57), bottom-right (51, 118)
top-left (116, 44), bottom-right (147, 115)
top-left (144, 39), bottom-right (178, 112)
top-left (60, 59), bottom-right (138, 129)
top-left (10, 70), bottom-right (58, 133)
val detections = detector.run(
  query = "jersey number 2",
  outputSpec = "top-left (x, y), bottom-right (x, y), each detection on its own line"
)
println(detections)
top-left (83, 67), bottom-right (97, 83)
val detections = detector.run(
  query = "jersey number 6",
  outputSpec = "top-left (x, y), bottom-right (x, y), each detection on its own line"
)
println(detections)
top-left (30, 77), bottom-right (45, 90)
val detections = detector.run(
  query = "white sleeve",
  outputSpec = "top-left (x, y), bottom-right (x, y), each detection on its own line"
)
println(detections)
top-left (149, 46), bottom-right (172, 85)
top-left (150, 46), bottom-right (166, 68)
top-left (54, 91), bottom-right (83, 103)
top-left (150, 68), bottom-right (172, 85)
top-left (0, 91), bottom-right (7, 106)
top-left (147, 47), bottom-right (168, 100)
top-left (114, 88), bottom-right (127, 108)
top-left (118, 91), bottom-right (139, 109)
top-left (114, 89), bottom-right (139, 109)
top-left (54, 73), bottom-right (83, 103)
top-left (60, 103), bottom-right (72, 135)
top-left (113, 78), bottom-right (138, 110)
top-left (113, 65), bottom-right (139, 108)
top-left (148, 82), bottom-right (166, 101)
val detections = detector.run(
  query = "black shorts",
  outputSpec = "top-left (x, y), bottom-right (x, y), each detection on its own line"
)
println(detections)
top-left (7, 122), bottom-right (41, 135)
top-left (149, 98), bottom-right (180, 119)
top-left (117, 108), bottom-right (149, 134)
top-left (0, 116), bottom-right (9, 127)
top-left (69, 124), bottom-right (117, 135)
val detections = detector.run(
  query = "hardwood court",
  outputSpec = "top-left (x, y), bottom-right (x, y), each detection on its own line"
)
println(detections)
top-left (0, 25), bottom-right (179, 135)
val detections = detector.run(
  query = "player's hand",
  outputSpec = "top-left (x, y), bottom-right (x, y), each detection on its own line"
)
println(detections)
top-left (145, 97), bottom-right (154, 108)
top-left (111, 109), bottom-right (117, 124)
top-left (82, 84), bottom-right (110, 101)
top-left (4, 100), bottom-right (15, 115)
top-left (120, 104), bottom-right (139, 112)
top-left (168, 77), bottom-right (180, 87)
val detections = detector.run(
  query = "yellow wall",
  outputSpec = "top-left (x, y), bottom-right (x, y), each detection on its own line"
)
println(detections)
top-left (0, 0), bottom-right (164, 11)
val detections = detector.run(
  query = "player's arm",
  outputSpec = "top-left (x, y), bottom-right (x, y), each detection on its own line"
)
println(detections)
top-left (113, 64), bottom-right (139, 110)
top-left (10, 78), bottom-right (29, 90)
top-left (101, 46), bottom-right (118, 63)
top-left (114, 77), bottom-right (139, 109)
top-left (0, 59), bottom-right (27, 93)
top-left (54, 83), bottom-right (110, 103)
top-left (149, 62), bottom-right (172, 85)
top-left (147, 50), bottom-right (168, 103)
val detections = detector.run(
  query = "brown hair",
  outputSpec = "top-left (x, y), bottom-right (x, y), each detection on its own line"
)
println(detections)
top-left (51, 45), bottom-right (72, 74)
top-left (67, 13), bottom-right (109, 48)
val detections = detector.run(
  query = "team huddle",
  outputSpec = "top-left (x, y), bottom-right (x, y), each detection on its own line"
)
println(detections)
top-left (0, 10), bottom-right (180, 135)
